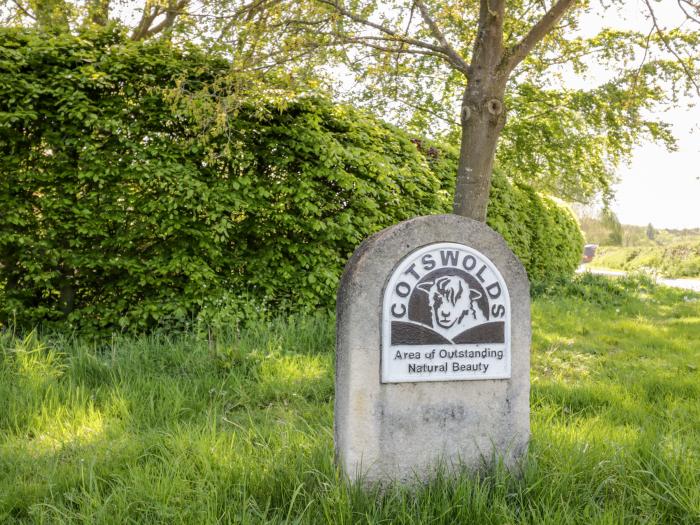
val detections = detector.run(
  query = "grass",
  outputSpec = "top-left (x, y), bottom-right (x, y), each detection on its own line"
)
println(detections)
top-left (589, 242), bottom-right (700, 279)
top-left (1, 275), bottom-right (699, 523)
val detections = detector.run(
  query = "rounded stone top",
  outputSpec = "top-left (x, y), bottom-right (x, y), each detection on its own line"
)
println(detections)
top-left (338, 214), bottom-right (528, 313)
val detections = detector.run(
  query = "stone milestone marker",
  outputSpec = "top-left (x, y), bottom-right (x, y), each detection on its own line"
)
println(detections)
top-left (335, 214), bottom-right (530, 484)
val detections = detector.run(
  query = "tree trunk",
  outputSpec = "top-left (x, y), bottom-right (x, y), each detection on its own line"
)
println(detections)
top-left (58, 274), bottom-right (76, 317)
top-left (452, 82), bottom-right (507, 221)
top-left (452, 0), bottom-right (507, 222)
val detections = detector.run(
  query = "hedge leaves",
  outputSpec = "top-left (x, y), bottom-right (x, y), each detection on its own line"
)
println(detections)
top-left (0, 29), bottom-right (582, 333)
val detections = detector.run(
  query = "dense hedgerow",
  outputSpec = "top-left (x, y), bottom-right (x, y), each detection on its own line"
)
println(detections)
top-left (0, 28), bottom-right (582, 333)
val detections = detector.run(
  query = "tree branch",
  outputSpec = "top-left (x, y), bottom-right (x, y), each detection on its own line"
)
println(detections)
top-left (315, 0), bottom-right (469, 74)
top-left (131, 2), bottom-right (161, 41)
top-left (214, 0), bottom-right (284, 41)
top-left (334, 36), bottom-right (452, 61)
top-left (629, 26), bottom-right (654, 102)
top-left (644, 0), bottom-right (700, 95)
top-left (413, 0), bottom-right (470, 74)
top-left (131, 0), bottom-right (189, 40)
top-left (10, 0), bottom-right (36, 21)
top-left (678, 0), bottom-right (700, 25)
top-left (502, 0), bottom-right (576, 73)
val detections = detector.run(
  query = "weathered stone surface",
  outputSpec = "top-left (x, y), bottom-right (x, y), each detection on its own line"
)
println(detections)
top-left (335, 214), bottom-right (530, 484)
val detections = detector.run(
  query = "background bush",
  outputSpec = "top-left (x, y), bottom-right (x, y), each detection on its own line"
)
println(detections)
top-left (0, 29), bottom-right (582, 333)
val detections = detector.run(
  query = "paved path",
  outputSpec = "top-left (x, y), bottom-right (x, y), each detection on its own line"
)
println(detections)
top-left (577, 266), bottom-right (700, 292)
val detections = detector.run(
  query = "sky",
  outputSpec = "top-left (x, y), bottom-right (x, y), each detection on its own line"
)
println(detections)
top-left (613, 109), bottom-right (699, 230)
top-left (578, 3), bottom-right (700, 229)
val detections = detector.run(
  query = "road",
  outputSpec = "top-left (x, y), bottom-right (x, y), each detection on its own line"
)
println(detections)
top-left (577, 266), bottom-right (700, 292)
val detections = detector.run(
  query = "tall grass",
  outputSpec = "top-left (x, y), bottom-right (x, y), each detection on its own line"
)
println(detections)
top-left (1, 276), bottom-right (699, 523)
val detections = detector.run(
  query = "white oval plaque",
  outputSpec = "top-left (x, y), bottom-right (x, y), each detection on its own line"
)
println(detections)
top-left (381, 242), bottom-right (511, 383)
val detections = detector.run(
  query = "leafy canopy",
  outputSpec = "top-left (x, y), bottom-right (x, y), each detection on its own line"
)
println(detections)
top-left (282, 0), bottom-right (699, 203)
top-left (5, 0), bottom-right (698, 204)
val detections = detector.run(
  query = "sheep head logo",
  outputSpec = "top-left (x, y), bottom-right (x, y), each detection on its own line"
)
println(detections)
top-left (417, 276), bottom-right (485, 335)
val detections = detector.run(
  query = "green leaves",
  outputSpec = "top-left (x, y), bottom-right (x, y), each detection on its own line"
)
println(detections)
top-left (0, 29), bottom-right (445, 333)
top-left (0, 28), bottom-right (584, 334)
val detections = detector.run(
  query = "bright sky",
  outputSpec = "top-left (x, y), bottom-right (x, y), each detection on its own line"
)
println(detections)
top-left (579, 2), bottom-right (700, 229)
top-left (614, 110), bottom-right (699, 230)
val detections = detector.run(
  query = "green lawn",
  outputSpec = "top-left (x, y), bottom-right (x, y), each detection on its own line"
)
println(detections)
top-left (1, 275), bottom-right (699, 523)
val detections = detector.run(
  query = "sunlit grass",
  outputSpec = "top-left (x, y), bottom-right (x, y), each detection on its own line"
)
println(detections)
top-left (1, 276), bottom-right (699, 523)
top-left (589, 242), bottom-right (700, 279)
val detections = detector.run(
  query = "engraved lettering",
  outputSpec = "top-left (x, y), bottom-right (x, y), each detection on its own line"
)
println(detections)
top-left (462, 255), bottom-right (477, 271)
top-left (391, 303), bottom-right (406, 318)
top-left (382, 241), bottom-right (512, 384)
top-left (476, 264), bottom-right (488, 283)
top-left (404, 263), bottom-right (420, 280)
top-left (395, 281), bottom-right (411, 298)
top-left (440, 250), bottom-right (459, 267)
top-left (486, 282), bottom-right (502, 299)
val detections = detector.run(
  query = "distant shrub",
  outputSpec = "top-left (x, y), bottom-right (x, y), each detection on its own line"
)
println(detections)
top-left (492, 179), bottom-right (583, 283)
top-left (0, 28), bottom-right (583, 333)
top-left (591, 243), bottom-right (700, 278)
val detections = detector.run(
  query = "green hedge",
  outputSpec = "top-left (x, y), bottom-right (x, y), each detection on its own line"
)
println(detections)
top-left (0, 29), bottom-right (582, 333)
top-left (490, 178), bottom-right (583, 282)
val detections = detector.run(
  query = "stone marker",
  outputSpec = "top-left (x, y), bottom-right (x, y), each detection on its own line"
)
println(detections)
top-left (335, 214), bottom-right (530, 484)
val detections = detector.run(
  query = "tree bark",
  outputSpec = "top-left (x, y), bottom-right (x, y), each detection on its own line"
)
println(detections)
top-left (130, 0), bottom-right (189, 41)
top-left (58, 273), bottom-right (76, 317)
top-left (453, 83), bottom-right (506, 221)
top-left (452, 0), bottom-right (507, 221)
